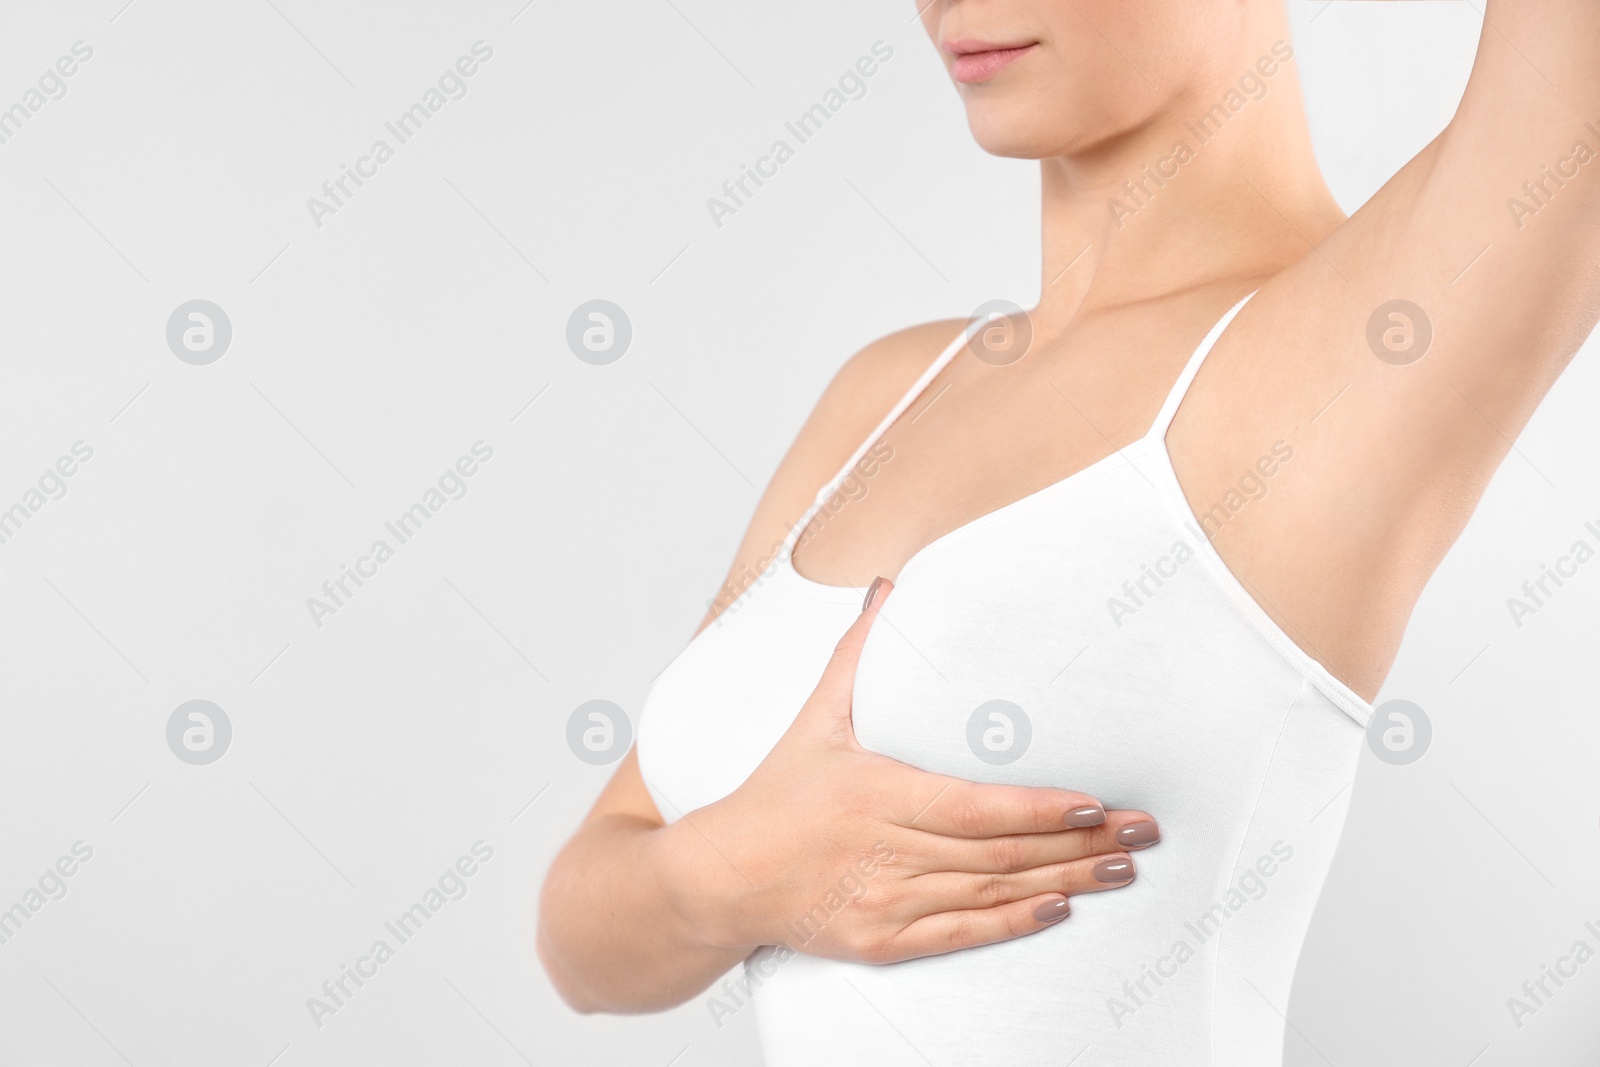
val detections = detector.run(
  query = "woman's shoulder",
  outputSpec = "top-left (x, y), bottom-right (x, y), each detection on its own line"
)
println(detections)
top-left (785, 318), bottom-right (969, 494)
top-left (694, 319), bottom-right (966, 629)
top-left (819, 319), bottom-right (969, 438)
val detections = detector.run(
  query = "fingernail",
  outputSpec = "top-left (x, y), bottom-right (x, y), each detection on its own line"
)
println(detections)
top-left (1092, 857), bottom-right (1135, 885)
top-left (862, 576), bottom-right (886, 612)
top-left (1033, 899), bottom-right (1069, 923)
top-left (1064, 805), bottom-right (1105, 828)
top-left (1117, 821), bottom-right (1160, 849)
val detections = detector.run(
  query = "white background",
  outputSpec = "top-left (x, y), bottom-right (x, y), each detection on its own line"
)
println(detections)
top-left (0, 1), bottom-right (1596, 1064)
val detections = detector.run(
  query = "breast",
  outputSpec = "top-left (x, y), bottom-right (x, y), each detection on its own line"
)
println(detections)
top-left (851, 464), bottom-right (1318, 805)
top-left (636, 559), bottom-right (861, 822)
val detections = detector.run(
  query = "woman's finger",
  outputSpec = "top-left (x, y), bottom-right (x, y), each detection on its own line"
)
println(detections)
top-left (903, 853), bottom-right (1137, 915)
top-left (907, 810), bottom-right (1159, 874)
top-left (883, 893), bottom-right (1074, 962)
top-left (886, 768), bottom-right (1108, 839)
top-left (792, 576), bottom-right (893, 743)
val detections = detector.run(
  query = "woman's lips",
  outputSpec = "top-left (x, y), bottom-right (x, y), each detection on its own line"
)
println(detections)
top-left (948, 43), bottom-right (1036, 84)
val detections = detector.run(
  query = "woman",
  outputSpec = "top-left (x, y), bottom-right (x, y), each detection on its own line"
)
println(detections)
top-left (540, 1), bottom-right (1600, 1062)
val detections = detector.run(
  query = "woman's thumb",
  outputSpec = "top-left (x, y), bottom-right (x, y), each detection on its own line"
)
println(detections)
top-left (807, 576), bottom-right (892, 718)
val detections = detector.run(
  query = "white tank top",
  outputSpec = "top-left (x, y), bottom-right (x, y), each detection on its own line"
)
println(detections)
top-left (637, 294), bottom-right (1373, 1066)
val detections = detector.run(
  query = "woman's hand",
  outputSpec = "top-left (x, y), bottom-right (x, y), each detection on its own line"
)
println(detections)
top-left (665, 578), bottom-right (1158, 965)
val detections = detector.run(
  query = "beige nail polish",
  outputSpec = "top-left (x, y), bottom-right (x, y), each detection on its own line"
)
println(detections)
top-left (1092, 857), bottom-right (1135, 885)
top-left (1033, 899), bottom-right (1069, 923)
top-left (1065, 805), bottom-right (1106, 828)
top-left (1117, 821), bottom-right (1161, 849)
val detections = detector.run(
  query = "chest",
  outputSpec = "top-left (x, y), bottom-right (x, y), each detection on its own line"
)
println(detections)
top-left (791, 323), bottom-right (1201, 590)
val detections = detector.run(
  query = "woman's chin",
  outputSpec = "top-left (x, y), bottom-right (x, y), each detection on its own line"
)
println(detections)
top-left (963, 114), bottom-right (1061, 161)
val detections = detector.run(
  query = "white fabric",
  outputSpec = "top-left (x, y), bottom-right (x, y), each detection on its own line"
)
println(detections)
top-left (637, 294), bottom-right (1372, 1065)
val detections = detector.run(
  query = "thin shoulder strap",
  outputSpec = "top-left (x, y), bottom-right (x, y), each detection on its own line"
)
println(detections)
top-left (780, 323), bottom-right (972, 558)
top-left (1144, 290), bottom-right (1258, 443)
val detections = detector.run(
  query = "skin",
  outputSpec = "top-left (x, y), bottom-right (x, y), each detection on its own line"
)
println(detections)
top-left (540, 0), bottom-right (1600, 1014)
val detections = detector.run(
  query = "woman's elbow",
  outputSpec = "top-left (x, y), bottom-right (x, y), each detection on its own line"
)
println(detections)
top-left (536, 921), bottom-right (606, 1014)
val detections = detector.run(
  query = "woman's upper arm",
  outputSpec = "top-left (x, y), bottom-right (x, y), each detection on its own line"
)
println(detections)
top-left (1168, 1), bottom-right (1600, 694)
top-left (585, 321), bottom-right (964, 828)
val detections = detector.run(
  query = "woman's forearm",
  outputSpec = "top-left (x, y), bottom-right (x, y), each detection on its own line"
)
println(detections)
top-left (537, 812), bottom-right (749, 1014)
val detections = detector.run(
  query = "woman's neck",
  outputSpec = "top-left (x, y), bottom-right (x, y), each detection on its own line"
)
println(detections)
top-left (1031, 29), bottom-right (1346, 335)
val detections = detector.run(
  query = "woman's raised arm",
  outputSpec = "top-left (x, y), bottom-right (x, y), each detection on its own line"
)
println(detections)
top-left (1168, 0), bottom-right (1600, 696)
